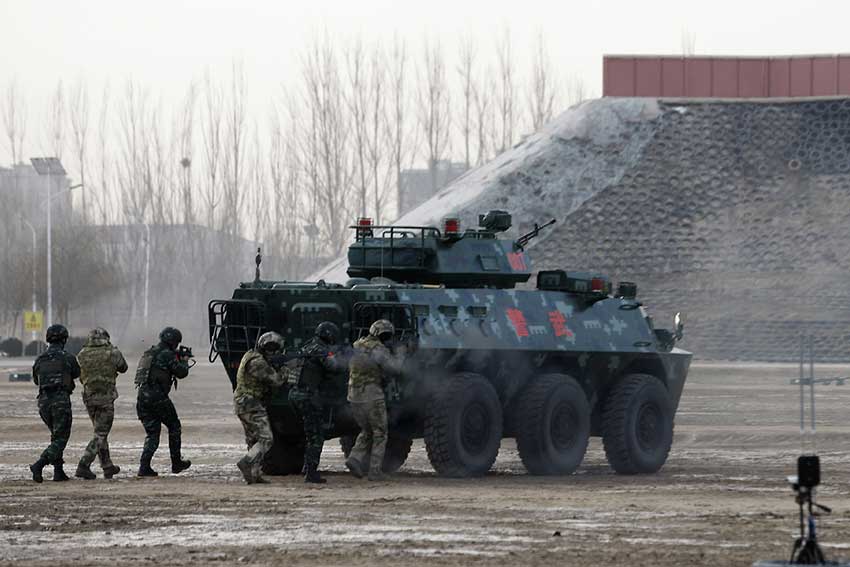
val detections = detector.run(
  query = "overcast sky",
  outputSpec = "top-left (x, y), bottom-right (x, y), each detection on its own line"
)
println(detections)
top-left (1, 0), bottom-right (849, 164)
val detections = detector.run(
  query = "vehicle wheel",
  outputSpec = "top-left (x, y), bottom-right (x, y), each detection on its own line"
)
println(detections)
top-left (602, 374), bottom-right (674, 474)
top-left (516, 374), bottom-right (590, 475)
top-left (339, 434), bottom-right (413, 473)
top-left (423, 372), bottom-right (503, 478)
top-left (262, 437), bottom-right (305, 475)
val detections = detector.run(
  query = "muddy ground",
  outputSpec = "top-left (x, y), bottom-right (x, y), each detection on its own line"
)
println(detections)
top-left (1, 361), bottom-right (849, 566)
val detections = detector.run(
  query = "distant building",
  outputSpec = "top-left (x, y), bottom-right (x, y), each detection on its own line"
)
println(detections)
top-left (603, 54), bottom-right (850, 98)
top-left (0, 163), bottom-right (72, 228)
top-left (399, 160), bottom-right (468, 216)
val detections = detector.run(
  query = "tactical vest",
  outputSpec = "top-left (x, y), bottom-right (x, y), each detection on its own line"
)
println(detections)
top-left (37, 351), bottom-right (71, 393)
top-left (234, 350), bottom-right (276, 403)
top-left (297, 339), bottom-right (328, 391)
top-left (78, 345), bottom-right (118, 396)
top-left (135, 345), bottom-right (172, 393)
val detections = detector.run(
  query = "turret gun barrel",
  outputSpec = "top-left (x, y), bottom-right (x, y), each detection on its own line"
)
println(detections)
top-left (515, 218), bottom-right (557, 250)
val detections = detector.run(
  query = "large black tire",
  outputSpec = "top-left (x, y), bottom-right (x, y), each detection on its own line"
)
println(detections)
top-left (423, 372), bottom-right (503, 478)
top-left (602, 374), bottom-right (674, 474)
top-left (339, 434), bottom-right (413, 473)
top-left (516, 374), bottom-right (590, 475)
top-left (262, 437), bottom-right (305, 475)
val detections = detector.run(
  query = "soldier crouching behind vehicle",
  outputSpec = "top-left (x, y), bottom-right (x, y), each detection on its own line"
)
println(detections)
top-left (134, 326), bottom-right (192, 477)
top-left (290, 321), bottom-right (342, 484)
top-left (75, 327), bottom-right (128, 480)
top-left (30, 324), bottom-right (81, 483)
top-left (345, 319), bottom-right (405, 482)
top-left (234, 332), bottom-right (288, 484)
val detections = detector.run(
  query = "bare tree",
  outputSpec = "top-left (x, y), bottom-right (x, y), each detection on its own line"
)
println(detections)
top-left (346, 37), bottom-right (371, 219)
top-left (2, 79), bottom-right (27, 167)
top-left (418, 37), bottom-right (451, 194)
top-left (178, 82), bottom-right (197, 227)
top-left (457, 35), bottom-right (476, 170)
top-left (528, 32), bottom-right (557, 132)
top-left (222, 60), bottom-right (249, 237)
top-left (494, 29), bottom-right (517, 153)
top-left (366, 43), bottom-right (391, 223)
top-left (48, 81), bottom-right (65, 159)
top-left (69, 80), bottom-right (91, 220)
top-left (386, 35), bottom-right (416, 218)
top-left (299, 35), bottom-right (354, 255)
top-left (200, 71), bottom-right (224, 230)
top-left (473, 70), bottom-right (495, 166)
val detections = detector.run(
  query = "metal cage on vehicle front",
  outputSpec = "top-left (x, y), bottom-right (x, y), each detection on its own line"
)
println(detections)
top-left (208, 299), bottom-right (266, 362)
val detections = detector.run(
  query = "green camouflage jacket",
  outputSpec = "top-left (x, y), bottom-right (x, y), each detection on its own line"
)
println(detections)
top-left (347, 335), bottom-right (403, 402)
top-left (234, 349), bottom-right (285, 405)
top-left (77, 337), bottom-right (128, 402)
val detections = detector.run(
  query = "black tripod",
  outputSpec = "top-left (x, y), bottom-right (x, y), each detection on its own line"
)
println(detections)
top-left (788, 455), bottom-right (830, 565)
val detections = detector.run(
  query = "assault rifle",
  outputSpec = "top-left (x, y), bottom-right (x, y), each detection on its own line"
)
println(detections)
top-left (515, 218), bottom-right (557, 250)
top-left (177, 345), bottom-right (196, 369)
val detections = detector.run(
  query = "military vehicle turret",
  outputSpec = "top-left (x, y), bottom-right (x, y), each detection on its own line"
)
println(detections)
top-left (209, 211), bottom-right (691, 477)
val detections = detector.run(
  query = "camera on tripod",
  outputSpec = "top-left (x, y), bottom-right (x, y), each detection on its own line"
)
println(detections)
top-left (788, 455), bottom-right (820, 493)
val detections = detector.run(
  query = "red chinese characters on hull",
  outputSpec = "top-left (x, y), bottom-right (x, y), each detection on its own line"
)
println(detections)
top-left (548, 310), bottom-right (574, 338)
top-left (506, 308), bottom-right (530, 337)
top-left (507, 252), bottom-right (527, 271)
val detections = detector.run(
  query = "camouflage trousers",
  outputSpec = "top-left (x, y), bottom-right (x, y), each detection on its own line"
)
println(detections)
top-left (349, 398), bottom-right (387, 475)
top-left (234, 396), bottom-right (273, 476)
top-left (291, 394), bottom-right (325, 469)
top-left (37, 391), bottom-right (72, 464)
top-left (136, 394), bottom-right (182, 464)
top-left (79, 397), bottom-right (115, 469)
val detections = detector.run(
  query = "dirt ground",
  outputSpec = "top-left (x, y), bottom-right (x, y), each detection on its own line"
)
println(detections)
top-left (1, 360), bottom-right (850, 567)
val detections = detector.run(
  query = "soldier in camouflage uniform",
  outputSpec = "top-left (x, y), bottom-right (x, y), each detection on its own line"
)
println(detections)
top-left (135, 326), bottom-right (192, 477)
top-left (290, 321), bottom-right (341, 484)
top-left (75, 327), bottom-right (128, 480)
top-left (234, 331), bottom-right (287, 484)
top-left (345, 319), bottom-right (405, 481)
top-left (30, 324), bottom-right (81, 483)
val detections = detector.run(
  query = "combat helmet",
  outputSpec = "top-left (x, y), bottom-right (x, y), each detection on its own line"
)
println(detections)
top-left (257, 331), bottom-right (284, 355)
top-left (88, 327), bottom-right (110, 341)
top-left (315, 321), bottom-right (340, 345)
top-left (369, 319), bottom-right (394, 341)
top-left (46, 324), bottom-right (69, 345)
top-left (159, 327), bottom-right (182, 349)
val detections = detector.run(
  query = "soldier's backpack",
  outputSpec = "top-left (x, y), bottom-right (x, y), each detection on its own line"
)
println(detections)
top-left (134, 346), bottom-right (156, 389)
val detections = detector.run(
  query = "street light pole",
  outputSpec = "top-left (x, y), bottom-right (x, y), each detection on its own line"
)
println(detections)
top-left (30, 157), bottom-right (70, 331)
top-left (46, 168), bottom-right (52, 330)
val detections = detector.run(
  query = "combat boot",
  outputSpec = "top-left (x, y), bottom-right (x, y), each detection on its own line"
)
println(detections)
top-left (236, 457), bottom-right (252, 483)
top-left (53, 462), bottom-right (70, 482)
top-left (304, 463), bottom-right (327, 484)
top-left (367, 470), bottom-right (387, 482)
top-left (103, 464), bottom-right (120, 479)
top-left (29, 457), bottom-right (48, 483)
top-left (345, 457), bottom-right (365, 479)
top-left (75, 463), bottom-right (96, 480)
top-left (138, 460), bottom-right (159, 477)
top-left (171, 458), bottom-right (191, 474)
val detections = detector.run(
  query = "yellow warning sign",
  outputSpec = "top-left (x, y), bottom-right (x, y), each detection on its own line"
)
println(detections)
top-left (24, 311), bottom-right (44, 332)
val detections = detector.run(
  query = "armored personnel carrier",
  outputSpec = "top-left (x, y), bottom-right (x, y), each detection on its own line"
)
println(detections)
top-left (209, 211), bottom-right (691, 477)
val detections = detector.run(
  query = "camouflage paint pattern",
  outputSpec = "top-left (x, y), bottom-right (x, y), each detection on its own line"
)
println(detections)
top-left (37, 391), bottom-right (73, 464)
top-left (349, 398), bottom-right (387, 476)
top-left (79, 401), bottom-right (115, 468)
top-left (234, 396), bottom-right (273, 478)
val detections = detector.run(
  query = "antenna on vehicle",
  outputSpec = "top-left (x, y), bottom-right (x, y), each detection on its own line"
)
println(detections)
top-left (254, 247), bottom-right (262, 284)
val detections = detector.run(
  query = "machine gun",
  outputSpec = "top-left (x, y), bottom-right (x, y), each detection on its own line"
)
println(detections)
top-left (515, 218), bottom-right (557, 250)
